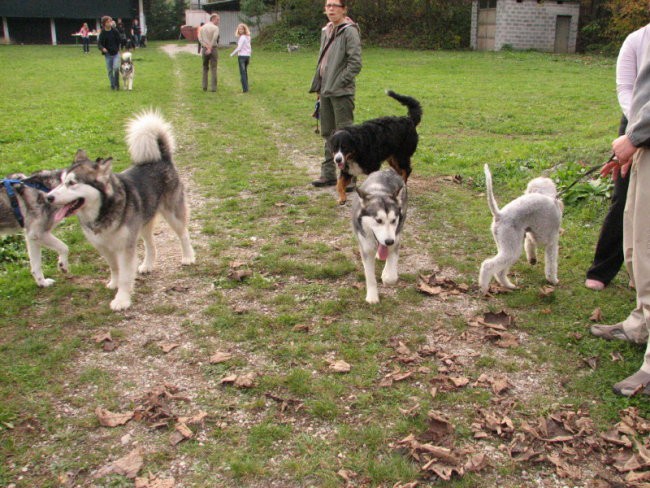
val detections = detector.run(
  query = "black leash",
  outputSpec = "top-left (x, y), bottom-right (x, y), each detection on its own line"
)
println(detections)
top-left (557, 154), bottom-right (615, 197)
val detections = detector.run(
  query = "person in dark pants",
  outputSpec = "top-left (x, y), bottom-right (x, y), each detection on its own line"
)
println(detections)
top-left (585, 23), bottom-right (650, 290)
top-left (585, 116), bottom-right (630, 289)
top-left (98, 16), bottom-right (121, 90)
top-left (230, 23), bottom-right (251, 93)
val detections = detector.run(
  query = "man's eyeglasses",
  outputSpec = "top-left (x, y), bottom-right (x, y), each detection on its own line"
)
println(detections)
top-left (325, 3), bottom-right (343, 8)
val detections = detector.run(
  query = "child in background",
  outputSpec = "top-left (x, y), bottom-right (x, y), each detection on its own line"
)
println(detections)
top-left (230, 23), bottom-right (251, 93)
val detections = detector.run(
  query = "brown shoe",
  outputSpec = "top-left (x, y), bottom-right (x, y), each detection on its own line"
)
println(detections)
top-left (590, 323), bottom-right (632, 342)
top-left (613, 370), bottom-right (650, 396)
top-left (311, 177), bottom-right (337, 187)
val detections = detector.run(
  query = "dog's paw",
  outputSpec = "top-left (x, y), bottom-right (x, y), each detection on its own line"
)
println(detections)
top-left (110, 294), bottom-right (132, 311)
top-left (382, 274), bottom-right (398, 286)
top-left (528, 258), bottom-right (537, 265)
top-left (365, 293), bottom-right (379, 304)
top-left (58, 259), bottom-right (69, 273)
top-left (38, 278), bottom-right (56, 287)
top-left (106, 280), bottom-right (118, 290)
top-left (138, 264), bottom-right (154, 274)
top-left (337, 199), bottom-right (347, 206)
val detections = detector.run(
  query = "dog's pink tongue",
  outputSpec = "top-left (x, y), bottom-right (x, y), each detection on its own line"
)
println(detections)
top-left (377, 244), bottom-right (389, 261)
top-left (53, 205), bottom-right (72, 223)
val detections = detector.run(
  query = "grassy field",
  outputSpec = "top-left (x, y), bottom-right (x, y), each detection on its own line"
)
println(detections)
top-left (0, 43), bottom-right (644, 487)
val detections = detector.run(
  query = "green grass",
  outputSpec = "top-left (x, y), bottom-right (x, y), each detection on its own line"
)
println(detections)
top-left (0, 42), bottom-right (640, 487)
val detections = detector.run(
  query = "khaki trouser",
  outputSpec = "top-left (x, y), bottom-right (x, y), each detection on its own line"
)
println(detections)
top-left (622, 148), bottom-right (650, 370)
top-left (202, 48), bottom-right (218, 91)
top-left (319, 95), bottom-right (354, 180)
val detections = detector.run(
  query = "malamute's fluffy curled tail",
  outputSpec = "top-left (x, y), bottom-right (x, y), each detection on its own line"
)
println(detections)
top-left (484, 164), bottom-right (501, 220)
top-left (126, 109), bottom-right (176, 164)
top-left (386, 90), bottom-right (422, 126)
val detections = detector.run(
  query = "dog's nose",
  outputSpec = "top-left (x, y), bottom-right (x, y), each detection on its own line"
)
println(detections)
top-left (384, 239), bottom-right (394, 246)
top-left (47, 195), bottom-right (54, 203)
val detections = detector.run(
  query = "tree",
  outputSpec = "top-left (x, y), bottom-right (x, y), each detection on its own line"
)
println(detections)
top-left (607, 0), bottom-right (649, 43)
top-left (240, 0), bottom-right (268, 32)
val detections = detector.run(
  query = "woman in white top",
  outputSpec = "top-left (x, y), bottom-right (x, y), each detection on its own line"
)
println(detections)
top-left (586, 23), bottom-right (650, 291)
top-left (230, 23), bottom-right (252, 93)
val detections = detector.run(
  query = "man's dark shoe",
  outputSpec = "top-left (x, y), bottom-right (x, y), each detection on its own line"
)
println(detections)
top-left (311, 177), bottom-right (337, 187)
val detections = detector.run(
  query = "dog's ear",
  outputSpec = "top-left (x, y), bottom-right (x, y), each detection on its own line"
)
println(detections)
top-left (356, 187), bottom-right (369, 206)
top-left (393, 185), bottom-right (407, 205)
top-left (74, 149), bottom-right (88, 162)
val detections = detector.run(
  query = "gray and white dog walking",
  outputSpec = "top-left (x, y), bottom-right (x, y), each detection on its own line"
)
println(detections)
top-left (1, 169), bottom-right (69, 287)
top-left (47, 110), bottom-right (196, 311)
top-left (479, 164), bottom-right (563, 295)
top-left (119, 52), bottom-right (134, 91)
top-left (352, 170), bottom-right (407, 304)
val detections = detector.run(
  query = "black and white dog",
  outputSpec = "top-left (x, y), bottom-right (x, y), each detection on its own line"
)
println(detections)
top-left (119, 52), bottom-right (134, 91)
top-left (352, 170), bottom-right (407, 304)
top-left (328, 90), bottom-right (422, 204)
top-left (1, 169), bottom-right (69, 287)
top-left (47, 110), bottom-right (195, 311)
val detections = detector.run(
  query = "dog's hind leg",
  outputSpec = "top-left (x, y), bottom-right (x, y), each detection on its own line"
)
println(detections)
top-left (524, 233), bottom-right (537, 265)
top-left (387, 156), bottom-right (411, 183)
top-left (138, 220), bottom-right (157, 273)
top-left (160, 204), bottom-right (196, 265)
top-left (544, 235), bottom-right (560, 285)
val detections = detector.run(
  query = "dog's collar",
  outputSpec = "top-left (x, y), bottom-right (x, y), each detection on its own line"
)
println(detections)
top-left (2, 178), bottom-right (53, 228)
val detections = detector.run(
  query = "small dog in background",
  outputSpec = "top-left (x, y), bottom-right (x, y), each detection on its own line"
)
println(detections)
top-left (479, 164), bottom-right (563, 295)
top-left (287, 44), bottom-right (300, 53)
top-left (120, 52), bottom-right (135, 90)
top-left (352, 170), bottom-right (407, 304)
top-left (327, 90), bottom-right (422, 205)
top-left (1, 169), bottom-right (69, 287)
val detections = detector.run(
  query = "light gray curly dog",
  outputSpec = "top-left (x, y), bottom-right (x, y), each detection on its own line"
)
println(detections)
top-left (479, 164), bottom-right (563, 295)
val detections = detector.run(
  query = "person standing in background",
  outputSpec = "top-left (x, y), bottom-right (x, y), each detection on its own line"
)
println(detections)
top-left (585, 23), bottom-right (650, 291)
top-left (98, 15), bottom-right (121, 90)
top-left (79, 22), bottom-right (90, 54)
top-left (199, 14), bottom-right (220, 93)
top-left (309, 0), bottom-right (362, 188)
top-left (131, 18), bottom-right (142, 48)
top-left (230, 23), bottom-right (251, 93)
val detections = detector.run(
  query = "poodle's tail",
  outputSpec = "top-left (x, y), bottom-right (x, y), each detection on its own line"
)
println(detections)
top-left (484, 164), bottom-right (501, 219)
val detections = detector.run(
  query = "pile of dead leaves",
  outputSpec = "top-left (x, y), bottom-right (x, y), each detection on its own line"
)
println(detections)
top-left (396, 402), bottom-right (650, 485)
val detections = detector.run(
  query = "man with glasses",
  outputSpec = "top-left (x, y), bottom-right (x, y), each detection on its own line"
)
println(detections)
top-left (309, 0), bottom-right (362, 189)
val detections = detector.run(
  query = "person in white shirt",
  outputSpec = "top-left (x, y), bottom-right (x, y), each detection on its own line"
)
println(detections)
top-left (230, 23), bottom-right (252, 93)
top-left (585, 24), bottom-right (650, 291)
top-left (199, 14), bottom-right (220, 92)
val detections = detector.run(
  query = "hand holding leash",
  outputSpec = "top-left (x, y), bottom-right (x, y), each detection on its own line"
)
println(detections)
top-left (600, 154), bottom-right (621, 181)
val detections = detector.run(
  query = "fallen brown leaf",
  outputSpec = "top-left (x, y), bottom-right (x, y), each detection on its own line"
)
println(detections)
top-left (209, 351), bottom-right (233, 364)
top-left (329, 360), bottom-right (351, 373)
top-left (160, 342), bottom-right (179, 353)
top-left (589, 307), bottom-right (603, 322)
top-left (95, 408), bottom-right (134, 427)
top-left (93, 448), bottom-right (143, 479)
top-left (135, 473), bottom-right (176, 488)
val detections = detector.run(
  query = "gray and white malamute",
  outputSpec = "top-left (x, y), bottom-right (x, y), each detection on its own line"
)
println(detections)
top-left (119, 52), bottom-right (134, 90)
top-left (352, 170), bottom-right (407, 304)
top-left (47, 110), bottom-right (196, 311)
top-left (1, 169), bottom-right (69, 287)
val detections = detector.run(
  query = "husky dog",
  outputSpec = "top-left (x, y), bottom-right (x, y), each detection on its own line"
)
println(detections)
top-left (47, 110), bottom-right (196, 311)
top-left (479, 164), bottom-right (563, 295)
top-left (119, 52), bottom-right (134, 91)
top-left (328, 90), bottom-right (422, 205)
top-left (287, 44), bottom-right (300, 53)
top-left (353, 170), bottom-right (407, 304)
top-left (1, 169), bottom-right (69, 287)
